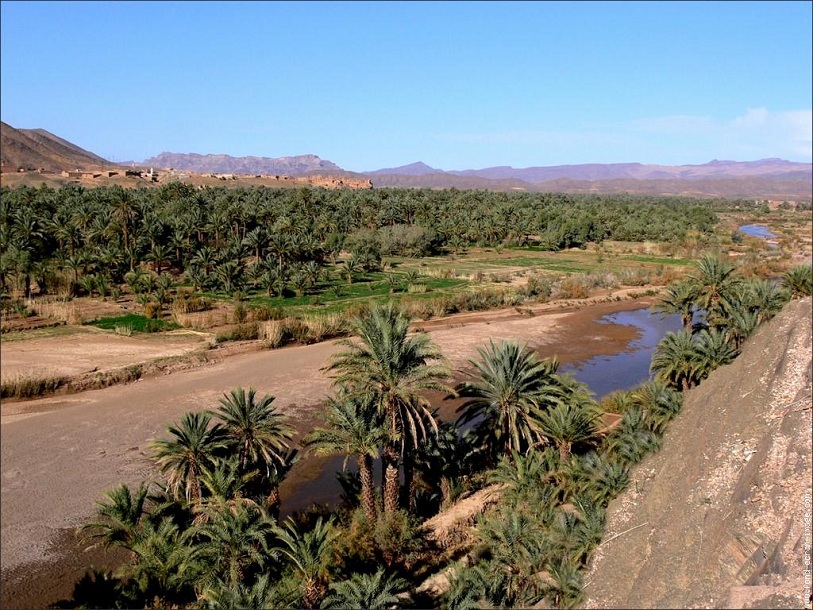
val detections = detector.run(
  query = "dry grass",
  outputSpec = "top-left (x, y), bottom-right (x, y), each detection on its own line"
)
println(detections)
top-left (35, 298), bottom-right (84, 325)
top-left (0, 371), bottom-right (68, 399)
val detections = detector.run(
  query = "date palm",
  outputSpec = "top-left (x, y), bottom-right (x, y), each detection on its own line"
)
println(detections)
top-left (304, 393), bottom-right (387, 523)
top-left (687, 253), bottom-right (741, 327)
top-left (651, 280), bottom-right (695, 332)
top-left (537, 400), bottom-right (599, 462)
top-left (456, 340), bottom-right (566, 461)
top-left (629, 379), bottom-right (682, 435)
top-left (650, 330), bottom-right (701, 391)
top-left (782, 264), bottom-right (812, 298)
top-left (151, 411), bottom-right (226, 505)
top-left (199, 572), bottom-right (275, 610)
top-left (325, 302), bottom-right (451, 514)
top-left (321, 569), bottom-right (409, 609)
top-left (128, 517), bottom-right (199, 603)
top-left (276, 516), bottom-right (339, 609)
top-left (694, 328), bottom-right (738, 380)
top-left (215, 387), bottom-right (294, 475)
top-left (81, 482), bottom-right (150, 553)
top-left (196, 503), bottom-right (276, 591)
top-left (263, 448), bottom-right (299, 522)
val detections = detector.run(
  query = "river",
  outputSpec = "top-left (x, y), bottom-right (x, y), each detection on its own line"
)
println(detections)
top-left (280, 308), bottom-right (682, 516)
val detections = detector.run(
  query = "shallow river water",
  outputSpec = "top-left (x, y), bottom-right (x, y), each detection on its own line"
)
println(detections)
top-left (279, 308), bottom-right (682, 516)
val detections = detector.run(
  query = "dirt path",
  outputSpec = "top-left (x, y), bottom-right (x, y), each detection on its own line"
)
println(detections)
top-left (0, 295), bottom-right (652, 608)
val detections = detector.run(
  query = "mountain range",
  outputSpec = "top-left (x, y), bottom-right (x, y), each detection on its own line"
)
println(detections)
top-left (2, 121), bottom-right (811, 199)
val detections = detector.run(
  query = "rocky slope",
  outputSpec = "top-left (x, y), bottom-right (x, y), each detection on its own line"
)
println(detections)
top-left (0, 121), bottom-right (112, 172)
top-left (584, 297), bottom-right (813, 609)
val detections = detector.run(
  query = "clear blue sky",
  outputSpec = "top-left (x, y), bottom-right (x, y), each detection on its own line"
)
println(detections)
top-left (2, 1), bottom-right (811, 171)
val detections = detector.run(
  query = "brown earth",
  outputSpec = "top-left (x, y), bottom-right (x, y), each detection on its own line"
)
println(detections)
top-left (584, 297), bottom-right (813, 609)
top-left (0, 294), bottom-right (654, 609)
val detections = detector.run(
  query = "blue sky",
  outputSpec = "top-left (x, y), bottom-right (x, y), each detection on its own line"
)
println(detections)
top-left (1, 1), bottom-right (811, 171)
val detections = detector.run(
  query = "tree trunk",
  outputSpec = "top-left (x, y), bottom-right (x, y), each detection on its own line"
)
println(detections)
top-left (382, 445), bottom-right (400, 514)
top-left (440, 477), bottom-right (453, 510)
top-left (358, 454), bottom-right (377, 523)
top-left (558, 441), bottom-right (572, 463)
top-left (303, 578), bottom-right (322, 610)
top-left (401, 450), bottom-right (416, 514)
top-left (266, 486), bottom-right (281, 522)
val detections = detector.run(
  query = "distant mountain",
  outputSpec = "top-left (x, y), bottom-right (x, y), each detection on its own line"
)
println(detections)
top-left (366, 158), bottom-right (812, 199)
top-left (0, 121), bottom-right (113, 172)
top-left (366, 161), bottom-right (444, 176)
top-left (141, 152), bottom-right (342, 175)
top-left (1, 121), bottom-right (809, 199)
top-left (444, 159), bottom-right (811, 182)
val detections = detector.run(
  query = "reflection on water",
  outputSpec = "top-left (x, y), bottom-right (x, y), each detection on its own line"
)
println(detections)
top-left (562, 308), bottom-right (682, 399)
top-left (738, 224), bottom-right (777, 238)
top-left (280, 308), bottom-right (682, 517)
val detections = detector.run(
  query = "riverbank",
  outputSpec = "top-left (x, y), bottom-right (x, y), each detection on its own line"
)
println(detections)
top-left (1, 290), bottom-right (658, 608)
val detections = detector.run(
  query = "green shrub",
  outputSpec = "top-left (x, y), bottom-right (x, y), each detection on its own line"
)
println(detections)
top-left (89, 314), bottom-right (179, 333)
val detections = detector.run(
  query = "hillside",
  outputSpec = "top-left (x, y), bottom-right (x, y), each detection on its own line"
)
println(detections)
top-left (140, 151), bottom-right (344, 175)
top-left (0, 122), bottom-right (113, 172)
top-left (584, 297), bottom-right (813, 609)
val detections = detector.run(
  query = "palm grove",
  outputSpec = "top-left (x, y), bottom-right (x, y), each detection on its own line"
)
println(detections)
top-left (2, 182), bottom-right (810, 607)
top-left (76, 263), bottom-right (808, 608)
top-left (2, 182), bottom-right (725, 309)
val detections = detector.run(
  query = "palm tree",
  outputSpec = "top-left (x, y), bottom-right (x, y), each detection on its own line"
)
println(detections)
top-left (456, 340), bottom-right (565, 461)
top-left (543, 556), bottom-right (584, 609)
top-left (200, 572), bottom-right (276, 610)
top-left (473, 509), bottom-right (549, 606)
top-left (263, 448), bottom-right (299, 522)
top-left (629, 380), bottom-right (682, 435)
top-left (744, 278), bottom-right (788, 324)
top-left (537, 401), bottom-right (599, 462)
top-left (650, 330), bottom-right (701, 391)
top-left (687, 253), bottom-right (741, 327)
top-left (150, 411), bottom-right (226, 505)
top-left (194, 456), bottom-right (259, 519)
top-left (325, 302), bottom-right (451, 514)
top-left (320, 569), bottom-right (409, 609)
top-left (127, 517), bottom-right (199, 604)
top-left (303, 393), bottom-right (388, 523)
top-left (604, 408), bottom-right (662, 466)
top-left (694, 328), bottom-right (738, 380)
top-left (80, 482), bottom-right (150, 554)
top-left (276, 516), bottom-right (339, 609)
top-left (215, 387), bottom-right (294, 474)
top-left (651, 280), bottom-right (695, 331)
top-left (724, 305), bottom-right (760, 350)
top-left (487, 449), bottom-right (560, 507)
top-left (782, 264), bottom-right (812, 298)
top-left (195, 503), bottom-right (276, 591)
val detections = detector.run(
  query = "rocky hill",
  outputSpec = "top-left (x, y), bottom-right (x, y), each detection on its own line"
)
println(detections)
top-left (0, 122), bottom-right (113, 173)
top-left (584, 297), bottom-right (812, 609)
top-left (141, 151), bottom-right (343, 175)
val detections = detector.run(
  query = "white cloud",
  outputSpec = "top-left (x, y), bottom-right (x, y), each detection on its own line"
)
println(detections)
top-left (635, 108), bottom-right (812, 161)
top-left (430, 107), bottom-right (812, 166)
